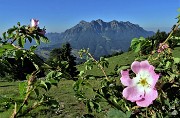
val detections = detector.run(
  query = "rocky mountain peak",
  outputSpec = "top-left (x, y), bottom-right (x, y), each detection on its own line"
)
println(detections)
top-left (79, 20), bottom-right (88, 24)
top-left (44, 19), bottom-right (154, 58)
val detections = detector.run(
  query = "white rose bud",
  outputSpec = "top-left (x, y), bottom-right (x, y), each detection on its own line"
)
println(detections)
top-left (30, 19), bottom-right (39, 27)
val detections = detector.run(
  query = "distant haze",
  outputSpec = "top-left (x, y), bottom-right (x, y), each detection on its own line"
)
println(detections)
top-left (34, 19), bottom-right (155, 59)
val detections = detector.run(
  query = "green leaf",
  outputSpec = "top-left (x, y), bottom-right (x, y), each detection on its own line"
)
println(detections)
top-left (165, 61), bottom-right (171, 68)
top-left (34, 34), bottom-right (41, 45)
top-left (174, 57), bottom-right (180, 64)
top-left (8, 33), bottom-right (15, 39)
top-left (130, 38), bottom-right (139, 47)
top-left (26, 35), bottom-right (32, 43)
top-left (130, 37), bottom-right (148, 53)
top-left (73, 79), bottom-right (83, 92)
top-left (99, 57), bottom-right (109, 68)
top-left (139, 36), bottom-right (146, 41)
top-left (117, 65), bottom-right (130, 73)
top-left (104, 62), bottom-right (109, 68)
top-left (35, 38), bottom-right (40, 45)
top-left (30, 45), bottom-right (37, 52)
top-left (61, 61), bottom-right (69, 68)
top-left (85, 59), bottom-right (94, 70)
top-left (34, 88), bottom-right (39, 97)
top-left (17, 37), bottom-right (23, 47)
top-left (46, 71), bottom-right (62, 80)
top-left (94, 94), bottom-right (103, 103)
top-left (40, 80), bottom-right (48, 91)
top-left (40, 36), bottom-right (49, 44)
top-left (21, 36), bottom-right (26, 47)
top-left (93, 102), bottom-right (101, 112)
top-left (134, 43), bottom-right (141, 52)
top-left (2, 32), bottom-right (6, 40)
top-left (40, 80), bottom-right (53, 91)
top-left (86, 101), bottom-right (94, 112)
top-left (1, 43), bottom-right (16, 50)
top-left (89, 101), bottom-right (94, 109)
top-left (15, 50), bottom-right (23, 59)
top-left (107, 108), bottom-right (131, 118)
top-left (100, 57), bottom-right (105, 61)
top-left (48, 79), bottom-right (58, 86)
top-left (0, 48), bottom-right (5, 57)
top-left (130, 38), bottom-right (141, 52)
top-left (79, 70), bottom-right (85, 77)
top-left (45, 81), bottom-right (52, 90)
top-left (7, 27), bottom-right (17, 34)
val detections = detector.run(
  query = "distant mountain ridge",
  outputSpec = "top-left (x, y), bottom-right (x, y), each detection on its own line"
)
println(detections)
top-left (39, 19), bottom-right (154, 58)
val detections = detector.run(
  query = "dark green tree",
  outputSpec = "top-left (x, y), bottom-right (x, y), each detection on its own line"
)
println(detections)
top-left (47, 42), bottom-right (79, 80)
top-left (151, 30), bottom-right (168, 49)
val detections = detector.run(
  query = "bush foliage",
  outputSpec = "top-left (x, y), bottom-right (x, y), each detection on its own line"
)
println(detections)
top-left (0, 10), bottom-right (180, 118)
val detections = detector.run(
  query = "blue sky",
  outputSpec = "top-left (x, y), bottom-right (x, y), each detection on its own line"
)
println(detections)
top-left (0, 0), bottom-right (180, 34)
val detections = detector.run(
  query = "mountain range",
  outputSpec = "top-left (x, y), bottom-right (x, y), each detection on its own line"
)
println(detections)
top-left (36, 19), bottom-right (155, 58)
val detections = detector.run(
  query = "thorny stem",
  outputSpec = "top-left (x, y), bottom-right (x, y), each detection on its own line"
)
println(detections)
top-left (87, 52), bottom-right (109, 81)
top-left (11, 89), bottom-right (33, 118)
top-left (163, 21), bottom-right (180, 44)
top-left (11, 71), bottom-right (39, 118)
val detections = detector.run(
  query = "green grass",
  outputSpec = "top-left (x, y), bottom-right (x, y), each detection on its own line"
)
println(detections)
top-left (77, 47), bottom-right (180, 78)
top-left (0, 81), bottom-right (20, 118)
top-left (0, 47), bottom-right (179, 117)
top-left (0, 79), bottom-right (106, 118)
top-left (77, 51), bottom-right (138, 77)
top-left (173, 47), bottom-right (180, 58)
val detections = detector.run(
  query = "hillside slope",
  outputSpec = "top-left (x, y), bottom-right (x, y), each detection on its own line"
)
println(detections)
top-left (77, 47), bottom-right (180, 77)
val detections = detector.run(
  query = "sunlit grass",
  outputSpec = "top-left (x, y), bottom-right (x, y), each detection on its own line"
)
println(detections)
top-left (0, 47), bottom-right (179, 117)
top-left (77, 51), bottom-right (138, 77)
top-left (0, 79), bottom-right (106, 118)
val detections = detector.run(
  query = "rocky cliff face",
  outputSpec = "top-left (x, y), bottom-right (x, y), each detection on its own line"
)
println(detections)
top-left (42, 19), bottom-right (154, 58)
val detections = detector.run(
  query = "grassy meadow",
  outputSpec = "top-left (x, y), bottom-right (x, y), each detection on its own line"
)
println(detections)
top-left (0, 47), bottom-right (180, 118)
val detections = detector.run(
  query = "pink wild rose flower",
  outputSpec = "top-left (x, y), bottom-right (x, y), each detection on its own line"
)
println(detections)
top-left (30, 19), bottom-right (39, 27)
top-left (120, 60), bottom-right (159, 107)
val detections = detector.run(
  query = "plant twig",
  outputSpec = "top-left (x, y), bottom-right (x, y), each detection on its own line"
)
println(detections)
top-left (10, 103), bottom-right (17, 118)
top-left (87, 52), bottom-right (109, 81)
top-left (163, 21), bottom-right (180, 44)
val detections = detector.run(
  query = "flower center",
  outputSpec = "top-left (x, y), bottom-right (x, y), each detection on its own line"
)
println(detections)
top-left (139, 78), bottom-right (149, 87)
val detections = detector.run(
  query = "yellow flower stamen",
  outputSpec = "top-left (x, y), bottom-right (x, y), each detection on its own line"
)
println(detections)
top-left (139, 78), bottom-right (149, 87)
